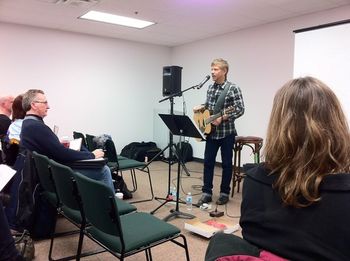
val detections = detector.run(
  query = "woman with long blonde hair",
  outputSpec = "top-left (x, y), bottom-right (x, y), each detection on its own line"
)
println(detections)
top-left (206, 77), bottom-right (350, 261)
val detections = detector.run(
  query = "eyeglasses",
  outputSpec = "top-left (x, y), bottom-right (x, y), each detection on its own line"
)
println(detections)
top-left (33, 101), bottom-right (48, 104)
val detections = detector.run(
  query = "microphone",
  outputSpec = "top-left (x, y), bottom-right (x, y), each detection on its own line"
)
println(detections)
top-left (197, 75), bottom-right (210, 89)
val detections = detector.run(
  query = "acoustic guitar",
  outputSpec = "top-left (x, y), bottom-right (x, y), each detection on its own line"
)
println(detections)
top-left (193, 106), bottom-right (235, 138)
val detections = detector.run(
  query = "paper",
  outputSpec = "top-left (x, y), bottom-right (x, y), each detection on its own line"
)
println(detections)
top-left (0, 164), bottom-right (17, 191)
top-left (184, 218), bottom-right (240, 238)
top-left (69, 138), bottom-right (82, 151)
top-left (75, 158), bottom-right (105, 162)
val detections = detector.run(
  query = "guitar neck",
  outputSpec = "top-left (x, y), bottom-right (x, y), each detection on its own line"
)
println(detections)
top-left (204, 106), bottom-right (234, 125)
top-left (205, 111), bottom-right (223, 125)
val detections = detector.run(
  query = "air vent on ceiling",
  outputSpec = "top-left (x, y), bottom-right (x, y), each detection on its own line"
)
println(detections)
top-left (36, 0), bottom-right (99, 4)
top-left (60, 0), bottom-right (99, 5)
top-left (36, 0), bottom-right (61, 3)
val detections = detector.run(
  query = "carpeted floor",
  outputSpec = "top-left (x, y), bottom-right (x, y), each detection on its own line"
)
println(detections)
top-left (33, 160), bottom-right (243, 261)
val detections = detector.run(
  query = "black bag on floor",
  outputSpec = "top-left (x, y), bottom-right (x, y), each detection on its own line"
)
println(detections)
top-left (176, 141), bottom-right (193, 162)
top-left (13, 230), bottom-right (35, 261)
top-left (114, 175), bottom-right (133, 200)
top-left (120, 141), bottom-right (161, 162)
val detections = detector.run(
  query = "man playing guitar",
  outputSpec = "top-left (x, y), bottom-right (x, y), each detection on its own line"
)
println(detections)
top-left (194, 58), bottom-right (245, 206)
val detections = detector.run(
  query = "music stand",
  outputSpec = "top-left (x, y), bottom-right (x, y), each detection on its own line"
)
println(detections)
top-left (157, 113), bottom-right (205, 221)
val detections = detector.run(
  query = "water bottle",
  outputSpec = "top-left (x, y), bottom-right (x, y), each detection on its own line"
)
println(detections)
top-left (186, 192), bottom-right (192, 210)
top-left (171, 186), bottom-right (177, 200)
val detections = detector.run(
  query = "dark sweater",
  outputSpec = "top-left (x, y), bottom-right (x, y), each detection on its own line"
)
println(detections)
top-left (0, 114), bottom-right (11, 137)
top-left (20, 115), bottom-right (94, 163)
top-left (240, 164), bottom-right (350, 261)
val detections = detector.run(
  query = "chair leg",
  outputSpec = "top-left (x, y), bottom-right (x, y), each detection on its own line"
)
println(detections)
top-left (129, 167), bottom-right (154, 204)
top-left (130, 169), bottom-right (137, 192)
top-left (48, 211), bottom-right (84, 261)
top-left (231, 144), bottom-right (239, 198)
top-left (237, 147), bottom-right (242, 193)
top-left (170, 234), bottom-right (190, 261)
top-left (181, 234), bottom-right (190, 261)
top-left (75, 225), bottom-right (85, 261)
top-left (148, 248), bottom-right (153, 261)
top-left (48, 213), bottom-right (58, 261)
top-left (145, 249), bottom-right (150, 261)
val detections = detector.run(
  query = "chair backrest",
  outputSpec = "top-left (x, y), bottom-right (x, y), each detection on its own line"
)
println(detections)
top-left (104, 139), bottom-right (119, 163)
top-left (73, 171), bottom-right (122, 237)
top-left (32, 151), bottom-right (56, 194)
top-left (85, 134), bottom-right (96, 151)
top-left (73, 131), bottom-right (87, 148)
top-left (49, 160), bottom-right (81, 211)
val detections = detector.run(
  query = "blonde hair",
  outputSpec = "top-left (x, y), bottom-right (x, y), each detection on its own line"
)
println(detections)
top-left (211, 58), bottom-right (229, 79)
top-left (264, 76), bottom-right (350, 207)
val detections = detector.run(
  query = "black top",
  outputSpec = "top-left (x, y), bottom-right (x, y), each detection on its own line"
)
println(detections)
top-left (20, 115), bottom-right (94, 163)
top-left (0, 114), bottom-right (11, 137)
top-left (240, 164), bottom-right (350, 261)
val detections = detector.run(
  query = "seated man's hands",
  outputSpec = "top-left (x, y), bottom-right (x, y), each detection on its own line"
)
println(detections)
top-left (92, 149), bottom-right (104, 158)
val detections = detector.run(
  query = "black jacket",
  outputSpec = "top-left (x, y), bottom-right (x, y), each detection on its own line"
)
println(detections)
top-left (240, 164), bottom-right (350, 261)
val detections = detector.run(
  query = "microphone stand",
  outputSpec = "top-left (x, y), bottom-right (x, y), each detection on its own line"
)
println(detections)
top-left (150, 79), bottom-right (205, 218)
top-left (158, 83), bottom-right (202, 103)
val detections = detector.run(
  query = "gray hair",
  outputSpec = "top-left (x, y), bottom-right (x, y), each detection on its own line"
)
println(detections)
top-left (22, 89), bottom-right (45, 112)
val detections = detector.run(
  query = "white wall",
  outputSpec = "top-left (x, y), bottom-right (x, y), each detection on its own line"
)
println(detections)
top-left (0, 23), bottom-right (170, 151)
top-left (294, 22), bottom-right (350, 124)
top-left (1, 5), bottom-right (349, 161)
top-left (171, 5), bottom-right (350, 163)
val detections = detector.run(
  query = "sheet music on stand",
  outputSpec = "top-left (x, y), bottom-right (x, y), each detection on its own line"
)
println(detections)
top-left (156, 113), bottom-right (205, 222)
top-left (158, 114), bottom-right (206, 141)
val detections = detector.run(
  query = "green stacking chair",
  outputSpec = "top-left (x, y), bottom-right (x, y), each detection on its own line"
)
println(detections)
top-left (104, 138), bottom-right (127, 161)
top-left (32, 151), bottom-right (58, 208)
top-left (105, 139), bottom-right (154, 204)
top-left (73, 171), bottom-right (190, 261)
top-left (33, 151), bottom-right (87, 261)
top-left (49, 160), bottom-right (137, 260)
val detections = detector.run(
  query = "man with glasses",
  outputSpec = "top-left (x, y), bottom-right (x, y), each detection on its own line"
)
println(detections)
top-left (20, 89), bottom-right (114, 190)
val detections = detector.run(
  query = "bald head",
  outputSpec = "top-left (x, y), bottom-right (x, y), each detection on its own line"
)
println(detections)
top-left (0, 95), bottom-right (14, 116)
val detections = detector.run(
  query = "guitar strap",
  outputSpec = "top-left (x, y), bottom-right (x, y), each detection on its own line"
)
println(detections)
top-left (213, 81), bottom-right (230, 114)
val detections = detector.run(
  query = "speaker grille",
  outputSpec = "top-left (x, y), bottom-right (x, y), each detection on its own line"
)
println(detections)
top-left (163, 66), bottom-right (182, 97)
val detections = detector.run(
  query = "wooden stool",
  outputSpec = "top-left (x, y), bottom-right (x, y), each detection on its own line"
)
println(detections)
top-left (231, 136), bottom-right (263, 197)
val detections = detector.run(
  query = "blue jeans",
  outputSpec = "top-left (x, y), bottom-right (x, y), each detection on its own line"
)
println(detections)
top-left (73, 165), bottom-right (114, 192)
top-left (202, 134), bottom-right (235, 195)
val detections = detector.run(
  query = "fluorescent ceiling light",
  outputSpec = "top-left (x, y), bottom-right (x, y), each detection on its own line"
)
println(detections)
top-left (80, 10), bottom-right (155, 29)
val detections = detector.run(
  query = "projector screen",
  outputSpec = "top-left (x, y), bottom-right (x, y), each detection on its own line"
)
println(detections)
top-left (293, 21), bottom-right (350, 124)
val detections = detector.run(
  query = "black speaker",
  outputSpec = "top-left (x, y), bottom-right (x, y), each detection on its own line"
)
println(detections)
top-left (162, 66), bottom-right (182, 97)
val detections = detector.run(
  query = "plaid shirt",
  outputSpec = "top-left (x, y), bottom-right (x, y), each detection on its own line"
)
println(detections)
top-left (205, 80), bottom-right (244, 139)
